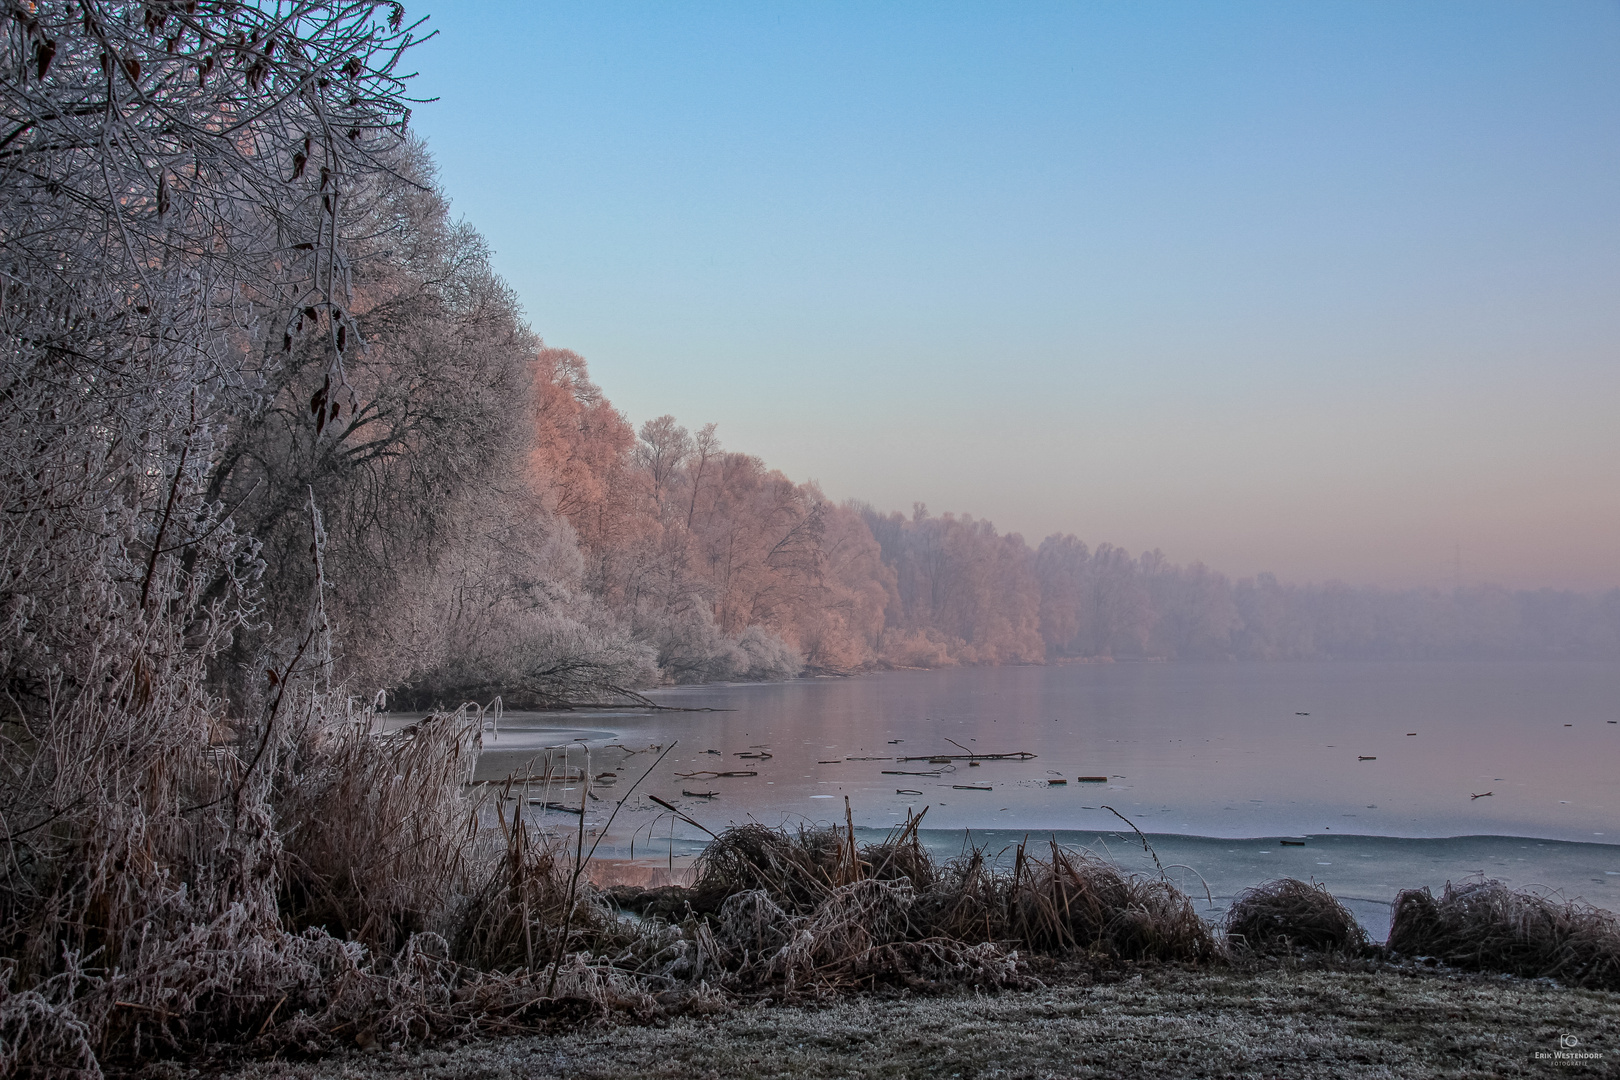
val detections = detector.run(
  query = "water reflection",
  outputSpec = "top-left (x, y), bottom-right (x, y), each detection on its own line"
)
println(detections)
top-left (471, 661), bottom-right (1618, 843)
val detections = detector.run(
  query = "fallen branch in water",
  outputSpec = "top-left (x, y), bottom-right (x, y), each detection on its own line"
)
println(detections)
top-left (898, 751), bottom-right (1036, 762)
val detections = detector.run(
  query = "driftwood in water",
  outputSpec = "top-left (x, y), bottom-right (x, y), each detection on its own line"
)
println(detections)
top-left (527, 799), bottom-right (583, 815)
top-left (899, 751), bottom-right (1036, 762)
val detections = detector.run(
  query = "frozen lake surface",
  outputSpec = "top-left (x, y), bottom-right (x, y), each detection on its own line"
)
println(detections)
top-left (456, 661), bottom-right (1620, 931)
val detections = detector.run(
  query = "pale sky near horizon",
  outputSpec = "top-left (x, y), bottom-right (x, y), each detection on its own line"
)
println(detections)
top-left (407, 1), bottom-right (1620, 591)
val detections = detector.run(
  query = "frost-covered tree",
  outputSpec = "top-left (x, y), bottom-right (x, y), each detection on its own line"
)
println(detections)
top-left (0, 0), bottom-right (428, 1046)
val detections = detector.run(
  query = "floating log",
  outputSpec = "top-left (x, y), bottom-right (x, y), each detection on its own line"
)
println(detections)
top-left (1279, 839), bottom-right (1306, 846)
top-left (952, 784), bottom-right (992, 791)
top-left (1359, 756), bottom-right (1376, 761)
top-left (1471, 791), bottom-right (1493, 799)
top-left (1078, 776), bottom-right (1108, 783)
top-left (928, 757), bottom-right (951, 764)
top-left (682, 790), bottom-right (718, 798)
top-left (1048, 779), bottom-right (1067, 785)
top-left (883, 769), bottom-right (941, 777)
top-left (734, 752), bottom-right (773, 760)
top-left (674, 769), bottom-right (758, 779)
top-left (817, 759), bottom-right (842, 764)
top-left (896, 788), bottom-right (922, 795)
top-left (528, 800), bottom-right (583, 814)
top-left (900, 751), bottom-right (1036, 762)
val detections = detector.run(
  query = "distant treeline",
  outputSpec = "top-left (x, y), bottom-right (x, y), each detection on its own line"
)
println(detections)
top-left (511, 363), bottom-right (1620, 680)
top-left (174, 146), bottom-right (1614, 697)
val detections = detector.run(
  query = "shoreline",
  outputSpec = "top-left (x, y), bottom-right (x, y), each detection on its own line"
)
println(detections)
top-left (571, 827), bottom-right (1620, 932)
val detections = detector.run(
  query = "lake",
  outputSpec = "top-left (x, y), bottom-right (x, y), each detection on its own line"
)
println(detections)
top-left (463, 661), bottom-right (1620, 933)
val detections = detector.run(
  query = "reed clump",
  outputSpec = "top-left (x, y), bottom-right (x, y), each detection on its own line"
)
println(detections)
top-left (1387, 879), bottom-right (1620, 989)
top-left (692, 823), bottom-right (850, 913)
top-left (666, 825), bottom-right (1219, 981)
top-left (999, 841), bottom-right (1215, 962)
top-left (1225, 878), bottom-right (1370, 956)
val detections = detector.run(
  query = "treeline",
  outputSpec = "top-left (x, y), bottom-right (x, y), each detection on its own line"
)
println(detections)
top-left (507, 374), bottom-right (1620, 677)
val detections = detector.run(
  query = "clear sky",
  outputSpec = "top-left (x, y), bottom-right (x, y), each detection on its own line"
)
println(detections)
top-left (406, 1), bottom-right (1620, 591)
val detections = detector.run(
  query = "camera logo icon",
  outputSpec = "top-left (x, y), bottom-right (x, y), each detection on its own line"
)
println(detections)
top-left (1559, 1033), bottom-right (1580, 1049)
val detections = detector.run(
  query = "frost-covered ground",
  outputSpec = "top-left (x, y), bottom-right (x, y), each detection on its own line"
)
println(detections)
top-left (205, 963), bottom-right (1614, 1079)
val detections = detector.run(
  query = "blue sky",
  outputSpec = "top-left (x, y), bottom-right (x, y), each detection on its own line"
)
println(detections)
top-left (407, 1), bottom-right (1620, 589)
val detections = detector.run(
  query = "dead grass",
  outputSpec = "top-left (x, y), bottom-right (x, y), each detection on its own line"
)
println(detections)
top-left (1388, 879), bottom-right (1620, 990)
top-left (1226, 877), bottom-right (1371, 956)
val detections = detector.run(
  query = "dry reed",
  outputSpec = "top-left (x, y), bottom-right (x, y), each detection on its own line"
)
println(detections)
top-left (1225, 879), bottom-right (1370, 956)
top-left (1387, 879), bottom-right (1620, 989)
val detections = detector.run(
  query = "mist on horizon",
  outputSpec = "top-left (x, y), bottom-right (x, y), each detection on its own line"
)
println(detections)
top-left (412, 1), bottom-right (1620, 593)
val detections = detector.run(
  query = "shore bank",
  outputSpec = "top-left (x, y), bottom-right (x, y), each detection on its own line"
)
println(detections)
top-left (209, 962), bottom-right (1615, 1079)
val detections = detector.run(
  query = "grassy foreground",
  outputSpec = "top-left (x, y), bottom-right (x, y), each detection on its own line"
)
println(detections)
top-left (203, 962), bottom-right (1614, 1079)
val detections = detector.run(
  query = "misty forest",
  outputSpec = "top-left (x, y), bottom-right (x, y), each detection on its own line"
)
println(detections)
top-left (2, 2), bottom-right (1617, 1076)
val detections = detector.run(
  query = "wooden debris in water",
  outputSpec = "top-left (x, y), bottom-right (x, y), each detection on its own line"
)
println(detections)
top-left (1358, 756), bottom-right (1376, 760)
top-left (900, 751), bottom-right (1036, 762)
top-left (675, 769), bottom-right (759, 779)
top-left (1048, 779), bottom-right (1068, 785)
top-left (1078, 776), bottom-right (1108, 783)
top-left (896, 788), bottom-right (922, 795)
top-left (682, 790), bottom-right (719, 798)
top-left (1279, 839), bottom-right (1305, 846)
top-left (952, 784), bottom-right (993, 791)
top-left (817, 760), bottom-right (842, 764)
top-left (527, 799), bottom-right (583, 815)
top-left (1470, 791), bottom-right (1493, 799)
